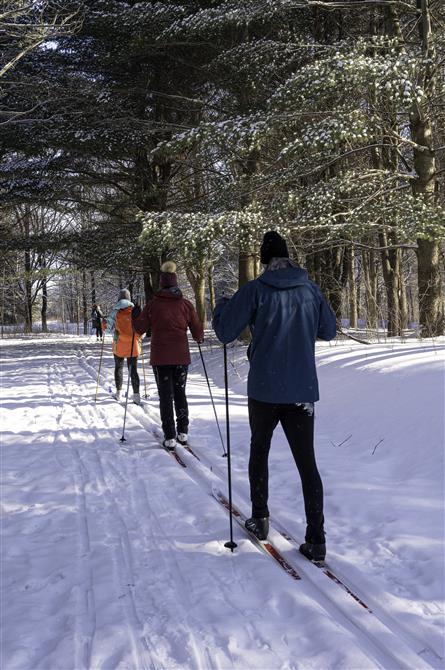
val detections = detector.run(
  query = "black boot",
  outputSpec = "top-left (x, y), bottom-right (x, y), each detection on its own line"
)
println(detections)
top-left (299, 541), bottom-right (326, 562)
top-left (245, 516), bottom-right (269, 540)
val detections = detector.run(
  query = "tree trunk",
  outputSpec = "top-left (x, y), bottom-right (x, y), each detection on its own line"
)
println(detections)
top-left (142, 253), bottom-right (160, 302)
top-left (254, 254), bottom-right (261, 279)
top-left (24, 255), bottom-right (32, 334)
top-left (416, 240), bottom-right (443, 336)
top-left (379, 232), bottom-right (402, 336)
top-left (186, 264), bottom-right (206, 327)
top-left (82, 270), bottom-right (88, 335)
top-left (75, 273), bottom-right (80, 335)
top-left (1, 267), bottom-right (5, 338)
top-left (195, 275), bottom-right (206, 327)
top-left (362, 248), bottom-right (378, 331)
top-left (397, 256), bottom-right (409, 332)
top-left (128, 280), bottom-right (134, 299)
top-left (323, 246), bottom-right (344, 328)
top-left (41, 259), bottom-right (48, 333)
top-left (12, 261), bottom-right (18, 326)
top-left (208, 264), bottom-right (215, 313)
top-left (90, 270), bottom-right (96, 305)
top-left (237, 249), bottom-right (255, 342)
top-left (236, 146), bottom-right (260, 341)
top-left (308, 247), bottom-right (344, 326)
top-left (61, 297), bottom-right (66, 335)
top-left (313, 250), bottom-right (322, 288)
top-left (238, 250), bottom-right (256, 288)
top-left (346, 245), bottom-right (358, 329)
top-left (410, 0), bottom-right (444, 336)
top-left (143, 272), bottom-right (154, 301)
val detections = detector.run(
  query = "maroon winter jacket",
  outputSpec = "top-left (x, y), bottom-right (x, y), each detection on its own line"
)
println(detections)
top-left (132, 288), bottom-right (204, 366)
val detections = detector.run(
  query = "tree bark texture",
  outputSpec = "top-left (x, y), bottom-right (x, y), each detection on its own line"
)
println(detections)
top-left (82, 269), bottom-right (88, 335)
top-left (208, 264), bottom-right (215, 313)
top-left (41, 257), bottom-right (48, 333)
top-left (409, 0), bottom-right (444, 336)
top-left (186, 264), bottom-right (206, 327)
top-left (362, 249), bottom-right (379, 331)
top-left (24, 211), bottom-right (32, 333)
top-left (346, 245), bottom-right (358, 329)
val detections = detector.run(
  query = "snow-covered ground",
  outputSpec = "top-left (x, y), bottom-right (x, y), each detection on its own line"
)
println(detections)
top-left (1, 334), bottom-right (444, 670)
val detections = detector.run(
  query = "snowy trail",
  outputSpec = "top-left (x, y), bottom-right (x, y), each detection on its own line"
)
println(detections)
top-left (47, 361), bottom-right (162, 670)
top-left (183, 338), bottom-right (444, 658)
top-left (78, 346), bottom-right (393, 668)
top-left (1, 336), bottom-right (443, 670)
top-left (172, 431), bottom-right (443, 669)
top-left (79, 337), bottom-right (442, 670)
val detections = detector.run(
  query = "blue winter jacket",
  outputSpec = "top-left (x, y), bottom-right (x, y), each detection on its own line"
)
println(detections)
top-left (212, 267), bottom-right (336, 403)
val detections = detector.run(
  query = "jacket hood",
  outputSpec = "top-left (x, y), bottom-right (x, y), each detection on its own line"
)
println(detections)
top-left (156, 287), bottom-right (183, 299)
top-left (258, 266), bottom-right (309, 289)
top-left (115, 299), bottom-right (134, 310)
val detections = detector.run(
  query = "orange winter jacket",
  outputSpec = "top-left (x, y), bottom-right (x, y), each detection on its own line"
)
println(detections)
top-left (112, 306), bottom-right (142, 358)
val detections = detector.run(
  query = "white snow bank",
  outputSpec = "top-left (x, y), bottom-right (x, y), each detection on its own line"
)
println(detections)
top-left (1, 335), bottom-right (444, 669)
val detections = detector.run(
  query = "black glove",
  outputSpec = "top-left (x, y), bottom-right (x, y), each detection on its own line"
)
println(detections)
top-left (197, 338), bottom-right (204, 345)
top-left (132, 304), bottom-right (141, 319)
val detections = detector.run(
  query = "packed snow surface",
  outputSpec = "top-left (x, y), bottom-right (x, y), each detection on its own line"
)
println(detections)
top-left (1, 334), bottom-right (444, 670)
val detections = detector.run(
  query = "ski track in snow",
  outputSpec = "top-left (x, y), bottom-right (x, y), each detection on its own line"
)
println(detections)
top-left (74, 351), bottom-right (309, 670)
top-left (48, 362), bottom-right (160, 670)
top-left (78, 339), bottom-right (443, 670)
top-left (1, 335), bottom-right (444, 670)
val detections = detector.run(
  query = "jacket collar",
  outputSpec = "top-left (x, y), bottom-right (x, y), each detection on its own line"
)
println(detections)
top-left (156, 287), bottom-right (183, 299)
top-left (115, 299), bottom-right (134, 310)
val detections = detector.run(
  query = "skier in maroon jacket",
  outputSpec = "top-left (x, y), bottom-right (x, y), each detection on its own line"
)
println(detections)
top-left (132, 261), bottom-right (204, 450)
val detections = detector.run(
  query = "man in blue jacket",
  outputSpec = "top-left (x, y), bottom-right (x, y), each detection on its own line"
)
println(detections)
top-left (213, 231), bottom-right (336, 561)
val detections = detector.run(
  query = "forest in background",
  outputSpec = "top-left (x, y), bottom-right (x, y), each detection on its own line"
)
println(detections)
top-left (1, 0), bottom-right (444, 337)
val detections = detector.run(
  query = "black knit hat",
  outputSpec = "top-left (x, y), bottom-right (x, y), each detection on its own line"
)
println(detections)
top-left (260, 231), bottom-right (289, 265)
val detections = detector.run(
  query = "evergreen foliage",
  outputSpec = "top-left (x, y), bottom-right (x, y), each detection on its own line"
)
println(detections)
top-left (1, 0), bottom-right (444, 335)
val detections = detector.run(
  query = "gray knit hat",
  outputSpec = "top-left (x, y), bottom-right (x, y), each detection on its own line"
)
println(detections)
top-left (118, 288), bottom-right (131, 301)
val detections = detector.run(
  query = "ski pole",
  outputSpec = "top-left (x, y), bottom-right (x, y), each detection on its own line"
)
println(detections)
top-left (223, 343), bottom-right (237, 552)
top-left (95, 334), bottom-right (106, 402)
top-left (198, 342), bottom-right (227, 457)
top-left (141, 339), bottom-right (148, 398)
top-left (120, 331), bottom-right (135, 443)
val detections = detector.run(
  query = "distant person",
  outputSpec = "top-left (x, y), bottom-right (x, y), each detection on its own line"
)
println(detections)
top-left (213, 231), bottom-right (336, 562)
top-left (103, 289), bottom-right (142, 405)
top-left (132, 261), bottom-right (204, 450)
top-left (91, 304), bottom-right (104, 341)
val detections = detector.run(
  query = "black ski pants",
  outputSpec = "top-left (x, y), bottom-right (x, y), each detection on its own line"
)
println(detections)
top-left (114, 355), bottom-right (140, 394)
top-left (248, 397), bottom-right (325, 544)
top-left (153, 365), bottom-right (189, 441)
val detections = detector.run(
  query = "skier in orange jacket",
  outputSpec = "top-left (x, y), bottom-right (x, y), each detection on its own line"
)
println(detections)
top-left (103, 288), bottom-right (142, 404)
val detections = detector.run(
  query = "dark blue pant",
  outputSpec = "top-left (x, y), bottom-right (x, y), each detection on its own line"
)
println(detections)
top-left (248, 398), bottom-right (325, 543)
top-left (153, 365), bottom-right (189, 440)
